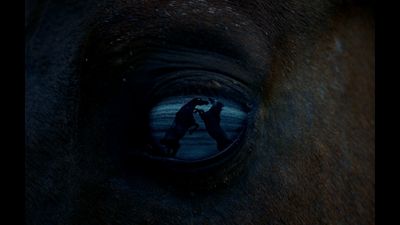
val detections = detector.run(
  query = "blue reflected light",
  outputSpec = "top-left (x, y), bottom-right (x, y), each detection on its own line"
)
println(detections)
top-left (149, 96), bottom-right (247, 160)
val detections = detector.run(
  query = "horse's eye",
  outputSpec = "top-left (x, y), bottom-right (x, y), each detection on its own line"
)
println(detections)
top-left (97, 46), bottom-right (257, 178)
top-left (147, 96), bottom-right (248, 161)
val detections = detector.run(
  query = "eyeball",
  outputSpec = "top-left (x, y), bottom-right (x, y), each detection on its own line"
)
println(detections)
top-left (148, 96), bottom-right (248, 161)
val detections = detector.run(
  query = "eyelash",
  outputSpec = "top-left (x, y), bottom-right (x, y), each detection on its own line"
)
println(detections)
top-left (80, 33), bottom-right (261, 191)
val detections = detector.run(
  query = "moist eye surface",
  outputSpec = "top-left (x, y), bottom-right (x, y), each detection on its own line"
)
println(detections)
top-left (148, 95), bottom-right (248, 161)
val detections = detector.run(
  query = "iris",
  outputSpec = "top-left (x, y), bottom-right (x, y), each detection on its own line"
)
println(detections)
top-left (148, 96), bottom-right (248, 161)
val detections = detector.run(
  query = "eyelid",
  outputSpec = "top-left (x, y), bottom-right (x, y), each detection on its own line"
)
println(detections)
top-left (115, 48), bottom-right (255, 107)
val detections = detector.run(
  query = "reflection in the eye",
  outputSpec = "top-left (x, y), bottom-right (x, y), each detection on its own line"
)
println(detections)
top-left (149, 96), bottom-right (247, 160)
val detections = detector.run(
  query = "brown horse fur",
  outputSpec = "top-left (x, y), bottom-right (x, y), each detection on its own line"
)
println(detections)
top-left (26, 0), bottom-right (374, 224)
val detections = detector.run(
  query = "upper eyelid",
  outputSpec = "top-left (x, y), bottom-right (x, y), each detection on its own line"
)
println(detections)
top-left (86, 4), bottom-right (269, 67)
top-left (82, 39), bottom-right (265, 99)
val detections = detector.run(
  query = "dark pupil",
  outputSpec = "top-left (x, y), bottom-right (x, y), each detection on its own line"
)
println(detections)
top-left (149, 96), bottom-right (247, 160)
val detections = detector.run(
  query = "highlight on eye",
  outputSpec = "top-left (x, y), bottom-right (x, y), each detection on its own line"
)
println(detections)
top-left (148, 96), bottom-right (248, 160)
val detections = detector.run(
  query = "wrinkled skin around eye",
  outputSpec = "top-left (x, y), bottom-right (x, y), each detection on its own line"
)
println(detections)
top-left (26, 0), bottom-right (374, 225)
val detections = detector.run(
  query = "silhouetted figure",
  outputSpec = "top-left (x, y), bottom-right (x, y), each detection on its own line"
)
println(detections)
top-left (196, 99), bottom-right (232, 151)
top-left (160, 98), bottom-right (208, 156)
